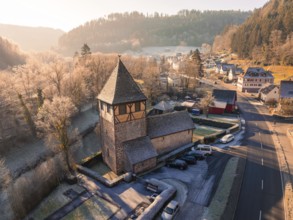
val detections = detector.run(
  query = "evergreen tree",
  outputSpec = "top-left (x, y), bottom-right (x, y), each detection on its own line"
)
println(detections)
top-left (81, 43), bottom-right (91, 56)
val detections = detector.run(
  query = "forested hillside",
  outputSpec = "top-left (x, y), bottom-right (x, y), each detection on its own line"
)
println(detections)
top-left (58, 10), bottom-right (250, 55)
top-left (0, 36), bottom-right (26, 70)
top-left (0, 24), bottom-right (64, 52)
top-left (231, 0), bottom-right (293, 65)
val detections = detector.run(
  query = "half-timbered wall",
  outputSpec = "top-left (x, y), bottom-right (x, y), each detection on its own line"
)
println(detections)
top-left (114, 101), bottom-right (146, 124)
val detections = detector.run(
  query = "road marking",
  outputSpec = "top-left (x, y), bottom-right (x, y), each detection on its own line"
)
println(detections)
top-left (262, 179), bottom-right (264, 190)
top-left (262, 158), bottom-right (264, 166)
top-left (259, 210), bottom-right (262, 220)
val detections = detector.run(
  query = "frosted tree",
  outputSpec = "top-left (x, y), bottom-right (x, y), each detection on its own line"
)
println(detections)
top-left (199, 92), bottom-right (215, 118)
top-left (37, 96), bottom-right (77, 174)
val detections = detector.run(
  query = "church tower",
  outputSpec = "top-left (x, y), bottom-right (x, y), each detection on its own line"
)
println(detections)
top-left (97, 57), bottom-right (147, 174)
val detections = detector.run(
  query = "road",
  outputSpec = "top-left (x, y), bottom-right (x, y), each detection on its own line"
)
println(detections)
top-left (234, 94), bottom-right (285, 220)
top-left (199, 78), bottom-right (285, 219)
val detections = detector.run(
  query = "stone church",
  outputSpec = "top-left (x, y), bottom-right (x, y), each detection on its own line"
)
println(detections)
top-left (97, 57), bottom-right (194, 174)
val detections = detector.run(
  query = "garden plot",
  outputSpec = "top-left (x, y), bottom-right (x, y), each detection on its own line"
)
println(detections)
top-left (193, 125), bottom-right (224, 137)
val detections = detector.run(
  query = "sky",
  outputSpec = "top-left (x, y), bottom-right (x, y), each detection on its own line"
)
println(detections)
top-left (1, 0), bottom-right (269, 32)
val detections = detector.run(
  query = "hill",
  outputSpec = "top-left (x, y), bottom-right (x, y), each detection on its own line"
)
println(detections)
top-left (58, 10), bottom-right (251, 55)
top-left (231, 0), bottom-right (293, 65)
top-left (0, 24), bottom-right (64, 52)
top-left (0, 36), bottom-right (26, 70)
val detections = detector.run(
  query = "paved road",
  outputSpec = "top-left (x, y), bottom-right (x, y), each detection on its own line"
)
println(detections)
top-left (234, 94), bottom-right (285, 220)
top-left (199, 78), bottom-right (287, 219)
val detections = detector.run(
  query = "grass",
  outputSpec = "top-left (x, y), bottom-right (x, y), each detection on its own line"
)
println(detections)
top-left (202, 157), bottom-right (239, 220)
top-left (88, 160), bottom-right (118, 180)
top-left (193, 128), bottom-right (217, 136)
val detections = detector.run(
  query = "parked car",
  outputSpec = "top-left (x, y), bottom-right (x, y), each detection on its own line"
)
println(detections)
top-left (185, 151), bottom-right (205, 160)
top-left (192, 144), bottom-right (213, 156)
top-left (166, 159), bottom-right (188, 170)
top-left (178, 155), bottom-right (197, 165)
top-left (161, 200), bottom-right (180, 220)
top-left (220, 134), bottom-right (234, 143)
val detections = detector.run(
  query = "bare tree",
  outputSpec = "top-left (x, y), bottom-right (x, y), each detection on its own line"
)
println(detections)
top-left (37, 96), bottom-right (77, 174)
top-left (47, 61), bottom-right (67, 96)
top-left (199, 92), bottom-right (215, 118)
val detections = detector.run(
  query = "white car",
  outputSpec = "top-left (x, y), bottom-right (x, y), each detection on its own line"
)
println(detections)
top-left (220, 134), bottom-right (234, 143)
top-left (161, 200), bottom-right (179, 220)
top-left (192, 144), bottom-right (213, 156)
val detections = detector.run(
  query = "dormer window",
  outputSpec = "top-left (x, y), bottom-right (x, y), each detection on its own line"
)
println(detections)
top-left (101, 101), bottom-right (104, 110)
top-left (107, 104), bottom-right (111, 113)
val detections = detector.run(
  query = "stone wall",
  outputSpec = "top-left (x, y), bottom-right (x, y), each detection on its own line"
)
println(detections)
top-left (100, 118), bottom-right (116, 172)
top-left (151, 130), bottom-right (192, 155)
top-left (114, 118), bottom-right (147, 174)
top-left (133, 158), bottom-right (157, 174)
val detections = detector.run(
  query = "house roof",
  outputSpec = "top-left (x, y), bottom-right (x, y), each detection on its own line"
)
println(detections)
top-left (244, 67), bottom-right (274, 78)
top-left (147, 111), bottom-right (194, 139)
top-left (209, 100), bottom-right (227, 109)
top-left (259, 84), bottom-right (279, 95)
top-left (280, 80), bottom-right (293, 98)
top-left (153, 101), bottom-right (173, 111)
top-left (123, 136), bottom-right (158, 165)
top-left (212, 89), bottom-right (237, 105)
top-left (97, 57), bottom-right (147, 104)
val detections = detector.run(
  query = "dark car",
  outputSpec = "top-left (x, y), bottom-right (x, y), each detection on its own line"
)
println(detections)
top-left (185, 151), bottom-right (205, 160)
top-left (178, 155), bottom-right (197, 165)
top-left (166, 159), bottom-right (188, 170)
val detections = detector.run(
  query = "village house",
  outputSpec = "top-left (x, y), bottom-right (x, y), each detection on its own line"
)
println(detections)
top-left (237, 67), bottom-right (274, 93)
top-left (217, 63), bottom-right (235, 75)
top-left (97, 57), bottom-right (194, 174)
top-left (228, 67), bottom-right (243, 82)
top-left (258, 84), bottom-right (279, 103)
top-left (209, 89), bottom-right (237, 114)
top-left (168, 73), bottom-right (182, 88)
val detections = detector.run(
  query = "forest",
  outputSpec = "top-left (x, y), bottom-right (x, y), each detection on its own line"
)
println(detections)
top-left (58, 10), bottom-right (251, 55)
top-left (230, 0), bottom-right (293, 65)
top-left (0, 36), bottom-right (26, 70)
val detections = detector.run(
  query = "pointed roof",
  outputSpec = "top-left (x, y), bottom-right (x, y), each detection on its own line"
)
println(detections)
top-left (97, 57), bottom-right (147, 105)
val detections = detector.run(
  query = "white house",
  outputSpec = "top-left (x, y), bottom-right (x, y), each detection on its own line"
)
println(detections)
top-left (259, 85), bottom-right (279, 103)
top-left (237, 67), bottom-right (274, 93)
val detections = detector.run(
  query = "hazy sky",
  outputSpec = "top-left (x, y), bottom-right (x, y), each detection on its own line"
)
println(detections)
top-left (1, 0), bottom-right (268, 32)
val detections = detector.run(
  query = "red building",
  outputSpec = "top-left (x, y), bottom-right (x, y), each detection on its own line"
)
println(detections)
top-left (208, 89), bottom-right (237, 114)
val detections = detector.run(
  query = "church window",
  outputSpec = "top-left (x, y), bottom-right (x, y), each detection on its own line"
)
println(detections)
top-left (101, 101), bottom-right (104, 110)
top-left (135, 102), bottom-right (141, 112)
top-left (107, 104), bottom-right (111, 113)
top-left (119, 104), bottom-right (126, 115)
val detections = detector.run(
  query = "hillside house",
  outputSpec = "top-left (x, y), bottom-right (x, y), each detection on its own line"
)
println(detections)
top-left (259, 84), bottom-right (279, 103)
top-left (97, 57), bottom-right (194, 174)
top-left (209, 89), bottom-right (237, 114)
top-left (237, 67), bottom-right (274, 93)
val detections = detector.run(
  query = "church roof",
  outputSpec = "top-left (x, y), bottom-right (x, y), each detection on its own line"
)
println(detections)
top-left (153, 101), bottom-right (173, 111)
top-left (123, 136), bottom-right (158, 165)
top-left (147, 111), bottom-right (194, 139)
top-left (97, 57), bottom-right (147, 104)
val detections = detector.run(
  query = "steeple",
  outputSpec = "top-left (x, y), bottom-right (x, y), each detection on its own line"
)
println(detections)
top-left (98, 56), bottom-right (147, 104)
